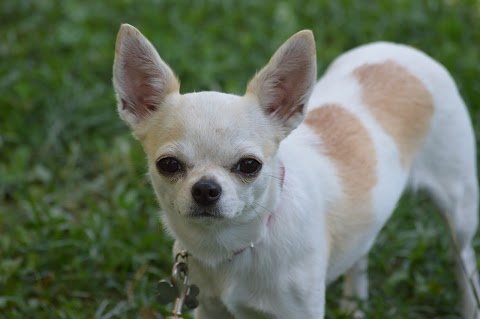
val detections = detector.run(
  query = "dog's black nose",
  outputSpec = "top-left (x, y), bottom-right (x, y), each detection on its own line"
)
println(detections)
top-left (191, 179), bottom-right (222, 206)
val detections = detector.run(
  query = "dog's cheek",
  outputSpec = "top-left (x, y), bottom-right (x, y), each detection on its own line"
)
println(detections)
top-left (174, 184), bottom-right (195, 216)
top-left (246, 171), bottom-right (273, 210)
top-left (232, 181), bottom-right (260, 218)
top-left (150, 172), bottom-right (184, 214)
top-left (213, 177), bottom-right (246, 218)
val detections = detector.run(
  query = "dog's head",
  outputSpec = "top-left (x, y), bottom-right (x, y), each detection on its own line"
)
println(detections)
top-left (113, 24), bottom-right (316, 258)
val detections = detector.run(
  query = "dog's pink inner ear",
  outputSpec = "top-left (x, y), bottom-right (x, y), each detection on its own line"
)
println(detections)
top-left (117, 49), bottom-right (176, 120)
top-left (263, 71), bottom-right (309, 120)
top-left (113, 24), bottom-right (179, 125)
top-left (247, 30), bottom-right (317, 131)
top-left (119, 64), bottom-right (163, 118)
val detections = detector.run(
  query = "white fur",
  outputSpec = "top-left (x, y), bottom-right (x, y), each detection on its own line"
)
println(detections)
top-left (113, 24), bottom-right (479, 318)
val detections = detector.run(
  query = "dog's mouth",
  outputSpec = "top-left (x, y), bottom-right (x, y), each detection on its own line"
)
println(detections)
top-left (186, 209), bottom-right (223, 220)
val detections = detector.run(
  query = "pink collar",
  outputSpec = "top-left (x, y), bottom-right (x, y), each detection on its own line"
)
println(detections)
top-left (279, 163), bottom-right (286, 189)
top-left (231, 161), bottom-right (285, 259)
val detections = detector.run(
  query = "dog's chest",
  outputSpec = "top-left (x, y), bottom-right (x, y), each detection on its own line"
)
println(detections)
top-left (188, 253), bottom-right (280, 312)
top-left (189, 243), bottom-right (324, 317)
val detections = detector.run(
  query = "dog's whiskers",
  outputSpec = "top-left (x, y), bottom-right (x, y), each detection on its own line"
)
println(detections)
top-left (252, 201), bottom-right (288, 228)
top-left (266, 174), bottom-right (282, 181)
top-left (249, 204), bottom-right (265, 227)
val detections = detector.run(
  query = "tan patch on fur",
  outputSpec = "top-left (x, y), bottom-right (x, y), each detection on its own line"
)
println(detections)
top-left (353, 60), bottom-right (433, 167)
top-left (305, 104), bottom-right (377, 200)
top-left (305, 104), bottom-right (377, 265)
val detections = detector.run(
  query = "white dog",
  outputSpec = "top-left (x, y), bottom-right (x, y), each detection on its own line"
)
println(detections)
top-left (113, 24), bottom-right (480, 318)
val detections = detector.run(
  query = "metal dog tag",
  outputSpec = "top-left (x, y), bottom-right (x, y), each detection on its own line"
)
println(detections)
top-left (157, 280), bottom-right (177, 305)
top-left (157, 252), bottom-right (200, 319)
top-left (185, 284), bottom-right (199, 309)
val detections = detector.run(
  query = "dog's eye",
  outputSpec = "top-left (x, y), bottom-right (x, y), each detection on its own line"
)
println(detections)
top-left (235, 158), bottom-right (262, 175)
top-left (157, 157), bottom-right (182, 174)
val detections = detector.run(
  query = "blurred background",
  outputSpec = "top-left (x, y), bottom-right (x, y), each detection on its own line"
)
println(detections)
top-left (1, 1), bottom-right (479, 318)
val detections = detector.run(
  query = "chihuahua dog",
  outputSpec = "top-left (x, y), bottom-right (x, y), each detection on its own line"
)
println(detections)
top-left (113, 24), bottom-right (479, 318)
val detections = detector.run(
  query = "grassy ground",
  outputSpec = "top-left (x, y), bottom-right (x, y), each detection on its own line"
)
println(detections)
top-left (1, 1), bottom-right (480, 318)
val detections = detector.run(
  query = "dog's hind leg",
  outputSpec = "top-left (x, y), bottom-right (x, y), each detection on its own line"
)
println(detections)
top-left (445, 182), bottom-right (480, 319)
top-left (424, 177), bottom-right (480, 319)
top-left (412, 159), bottom-right (480, 318)
top-left (340, 255), bottom-right (368, 318)
top-left (408, 89), bottom-right (480, 318)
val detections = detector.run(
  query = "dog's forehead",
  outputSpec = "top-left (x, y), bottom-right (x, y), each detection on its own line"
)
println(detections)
top-left (181, 91), bottom-right (249, 127)
top-left (146, 91), bottom-right (273, 162)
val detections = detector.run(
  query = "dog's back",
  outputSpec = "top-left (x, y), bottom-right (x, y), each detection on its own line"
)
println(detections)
top-left (301, 42), bottom-right (479, 317)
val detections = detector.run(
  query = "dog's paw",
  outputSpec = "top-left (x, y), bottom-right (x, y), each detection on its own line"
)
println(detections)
top-left (340, 298), bottom-right (365, 319)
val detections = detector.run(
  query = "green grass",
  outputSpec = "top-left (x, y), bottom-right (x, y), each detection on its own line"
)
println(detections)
top-left (1, 0), bottom-right (480, 318)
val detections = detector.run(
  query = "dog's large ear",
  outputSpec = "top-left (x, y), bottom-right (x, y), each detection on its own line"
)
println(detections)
top-left (246, 30), bottom-right (317, 134)
top-left (113, 24), bottom-right (179, 128)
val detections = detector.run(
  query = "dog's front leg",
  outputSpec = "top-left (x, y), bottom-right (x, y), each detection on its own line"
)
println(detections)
top-left (194, 297), bottom-right (235, 319)
top-left (340, 255), bottom-right (368, 318)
